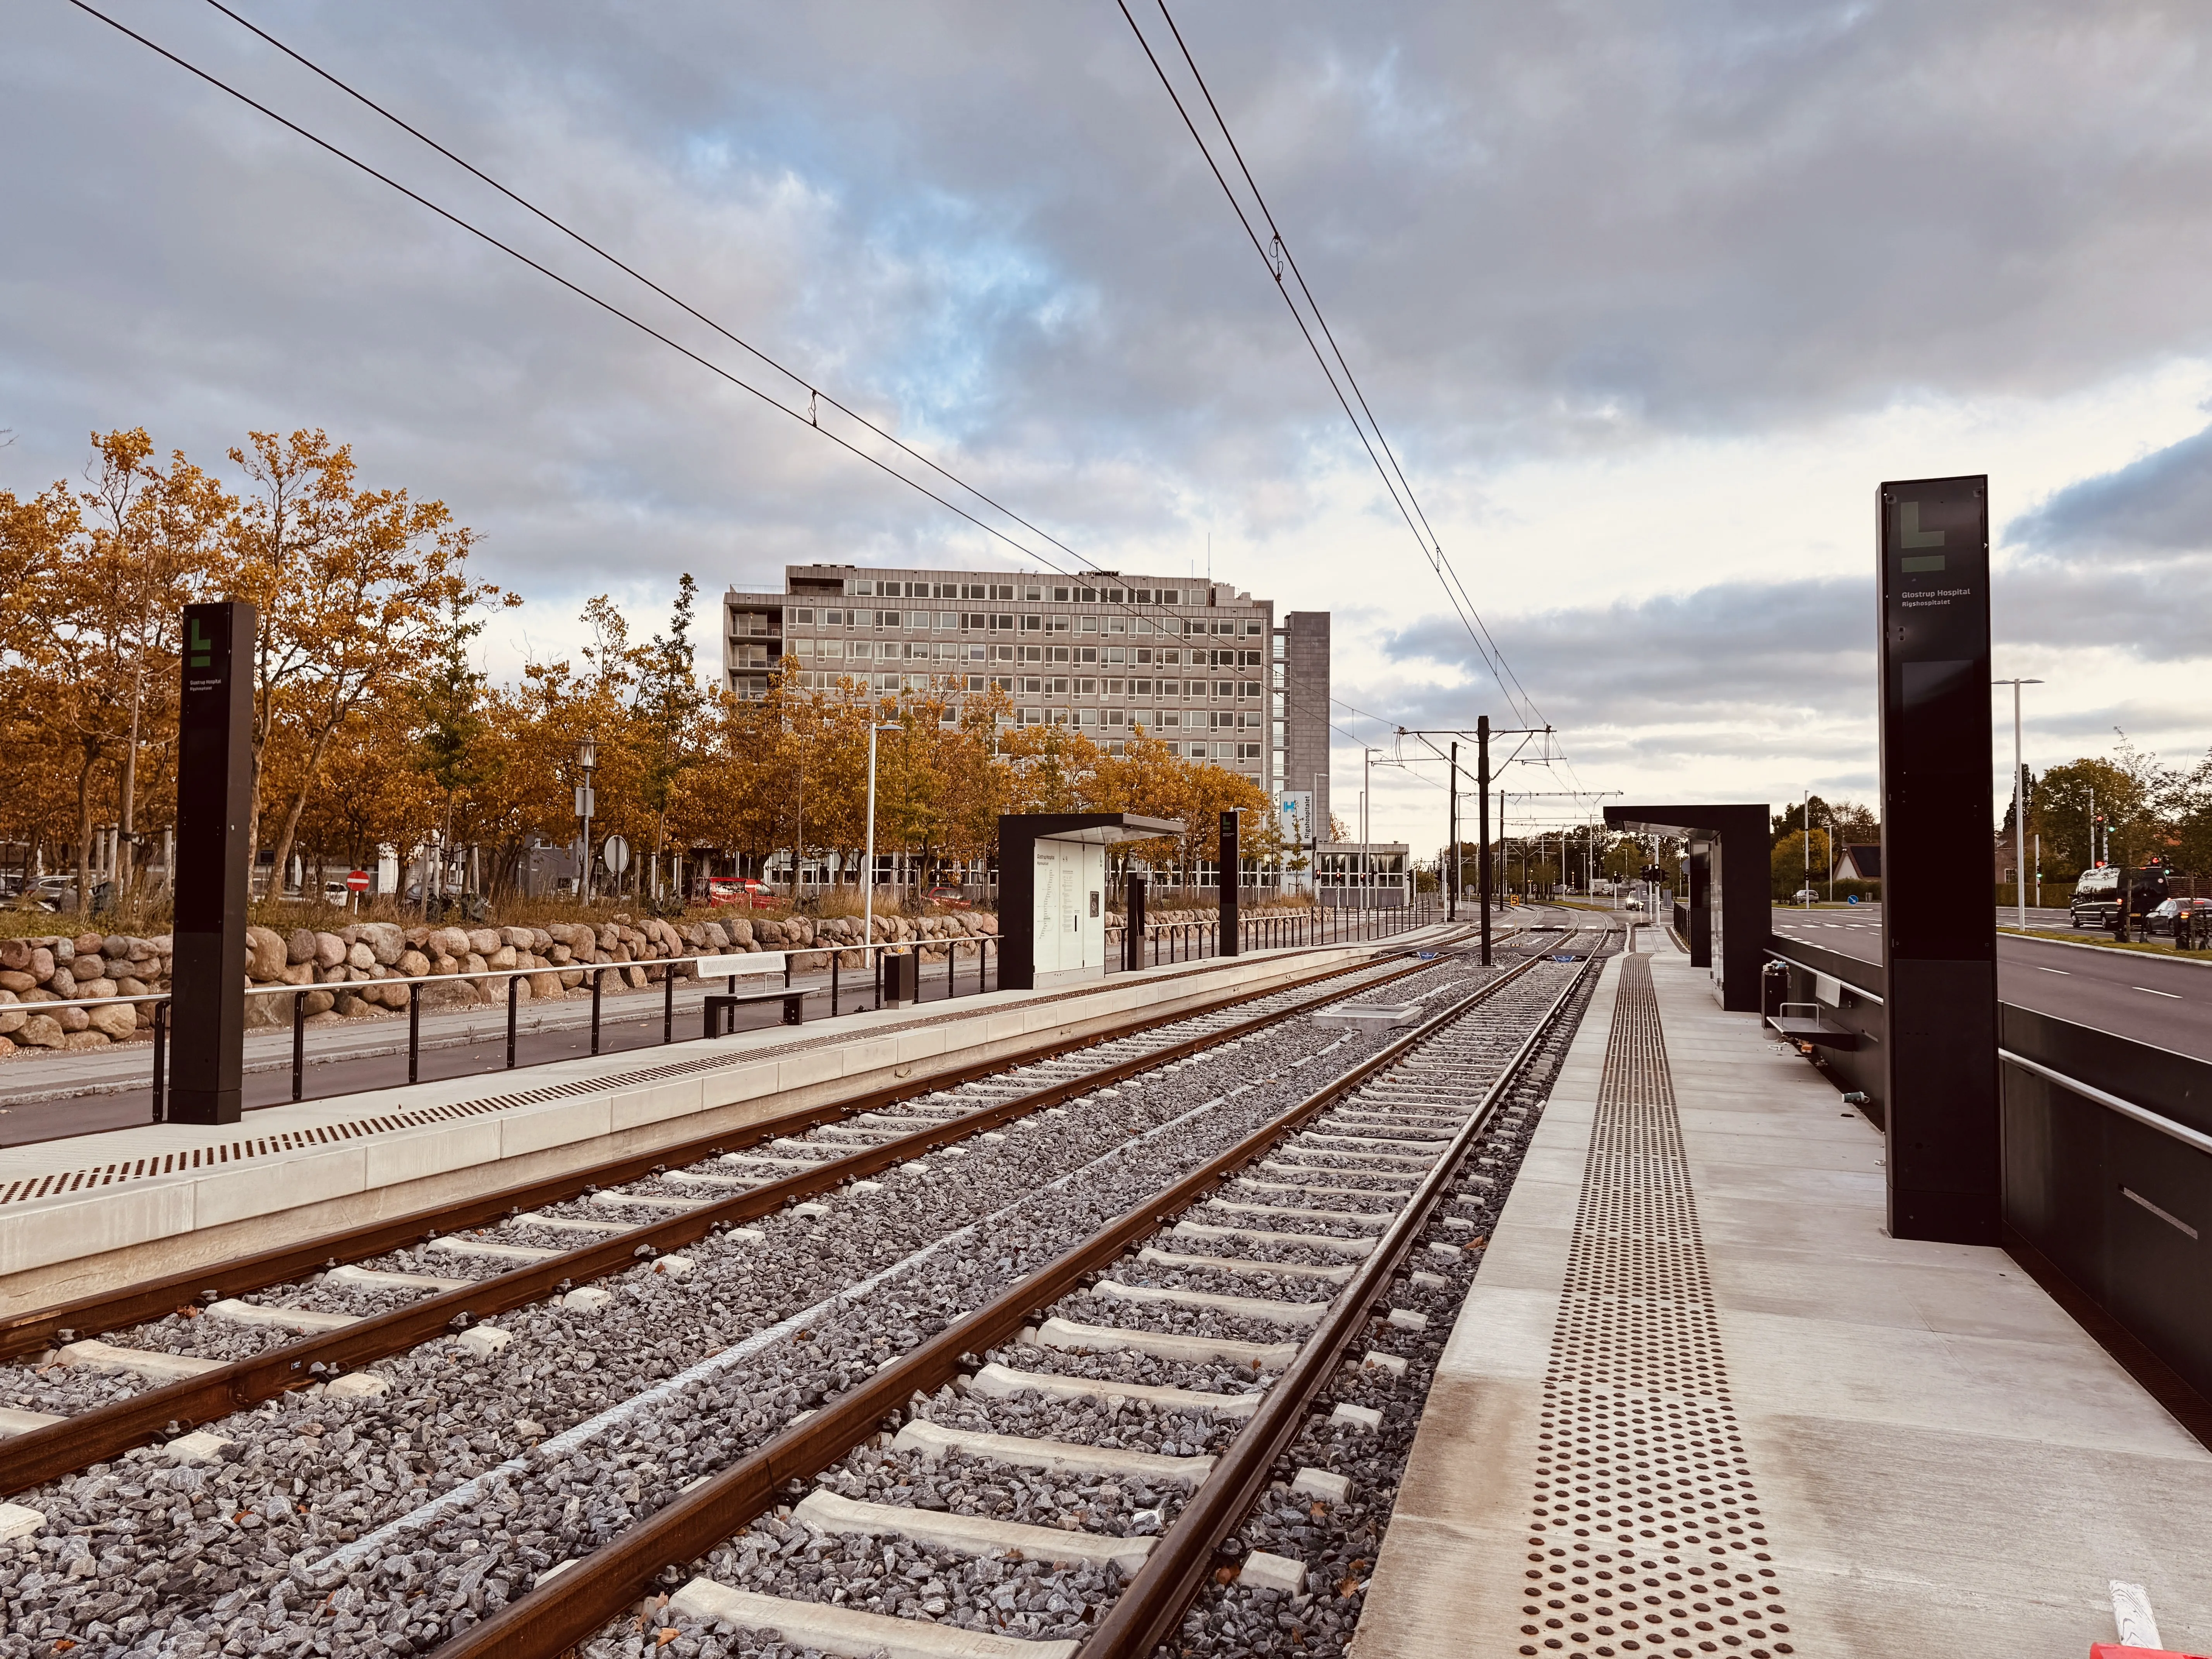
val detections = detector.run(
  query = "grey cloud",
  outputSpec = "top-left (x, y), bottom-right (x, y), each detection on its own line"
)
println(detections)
top-left (2008, 422), bottom-right (2212, 555)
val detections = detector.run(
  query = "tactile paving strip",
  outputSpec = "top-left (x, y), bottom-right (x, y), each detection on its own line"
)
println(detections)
top-left (1518, 954), bottom-right (1795, 1658)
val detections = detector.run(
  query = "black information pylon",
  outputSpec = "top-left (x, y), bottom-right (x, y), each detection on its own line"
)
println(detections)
top-left (1219, 811), bottom-right (1240, 955)
top-left (1877, 475), bottom-right (1999, 1244)
top-left (170, 601), bottom-right (257, 1125)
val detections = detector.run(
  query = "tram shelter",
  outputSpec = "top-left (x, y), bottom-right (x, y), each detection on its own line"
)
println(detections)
top-left (997, 813), bottom-right (1183, 990)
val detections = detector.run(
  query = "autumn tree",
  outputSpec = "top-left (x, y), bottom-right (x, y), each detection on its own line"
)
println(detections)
top-left (225, 428), bottom-right (512, 889)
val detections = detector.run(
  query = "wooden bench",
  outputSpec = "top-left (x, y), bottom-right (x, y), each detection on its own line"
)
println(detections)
top-left (703, 988), bottom-right (807, 1034)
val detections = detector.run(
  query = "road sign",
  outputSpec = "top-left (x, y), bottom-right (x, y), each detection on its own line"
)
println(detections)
top-left (345, 869), bottom-right (371, 893)
top-left (602, 835), bottom-right (632, 875)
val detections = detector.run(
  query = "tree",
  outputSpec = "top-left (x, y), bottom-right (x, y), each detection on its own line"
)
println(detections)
top-left (1771, 828), bottom-right (1831, 899)
top-left (225, 428), bottom-right (511, 891)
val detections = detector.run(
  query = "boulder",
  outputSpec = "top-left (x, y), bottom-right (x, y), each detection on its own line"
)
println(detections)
top-left (27, 947), bottom-right (54, 982)
top-left (705, 921), bottom-right (734, 949)
top-left (0, 993), bottom-right (22, 1036)
top-left (973, 913), bottom-right (999, 934)
top-left (54, 1005), bottom-right (90, 1034)
top-left (431, 926), bottom-right (472, 960)
top-left (72, 953), bottom-right (106, 981)
top-left (346, 943), bottom-right (377, 972)
top-left (244, 926), bottom-right (289, 982)
top-left (281, 963), bottom-right (314, 987)
top-left (528, 971), bottom-right (564, 1000)
top-left (487, 945), bottom-right (519, 971)
top-left (358, 922), bottom-right (405, 965)
top-left (87, 1003), bottom-right (136, 1039)
top-left (302, 989), bottom-right (335, 1017)
top-left (12, 1014), bottom-right (63, 1049)
top-left (753, 920), bottom-right (782, 946)
top-left (501, 926), bottom-right (534, 950)
top-left (0, 941), bottom-right (29, 973)
top-left (116, 976), bottom-right (149, 998)
top-left (530, 928), bottom-right (553, 951)
top-left (558, 969), bottom-right (585, 989)
top-left (398, 950), bottom-right (430, 978)
top-left (466, 928), bottom-right (501, 957)
top-left (61, 1030), bottom-right (109, 1051)
top-left (79, 977), bottom-right (118, 1001)
top-left (0, 972), bottom-right (33, 996)
top-left (287, 929), bottom-right (318, 965)
top-left (311, 932), bottom-right (345, 969)
top-left (48, 969), bottom-right (76, 998)
top-left (464, 952), bottom-right (489, 976)
top-left (72, 931), bottom-right (103, 956)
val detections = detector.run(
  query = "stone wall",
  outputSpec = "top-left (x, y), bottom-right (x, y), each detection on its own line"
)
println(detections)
top-left (0, 910), bottom-right (1006, 1057)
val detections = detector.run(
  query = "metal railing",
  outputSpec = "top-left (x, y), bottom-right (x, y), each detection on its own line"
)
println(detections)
top-left (0, 898), bottom-right (1452, 1127)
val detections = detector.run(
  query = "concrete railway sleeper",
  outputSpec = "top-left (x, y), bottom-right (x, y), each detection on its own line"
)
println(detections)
top-left (0, 921), bottom-right (1589, 1657)
top-left (430, 922), bottom-right (1606, 1659)
top-left (0, 934), bottom-right (1519, 1368)
top-left (0, 937), bottom-right (1512, 1493)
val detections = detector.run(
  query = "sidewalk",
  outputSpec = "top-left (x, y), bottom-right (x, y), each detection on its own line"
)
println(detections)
top-left (1359, 944), bottom-right (2212, 1659)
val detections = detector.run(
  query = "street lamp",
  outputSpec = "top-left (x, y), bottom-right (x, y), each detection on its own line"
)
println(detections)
top-left (1994, 678), bottom-right (2043, 931)
top-left (863, 719), bottom-right (901, 957)
top-left (574, 733), bottom-right (598, 904)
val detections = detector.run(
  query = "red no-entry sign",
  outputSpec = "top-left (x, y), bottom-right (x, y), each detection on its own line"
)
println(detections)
top-left (345, 870), bottom-right (371, 893)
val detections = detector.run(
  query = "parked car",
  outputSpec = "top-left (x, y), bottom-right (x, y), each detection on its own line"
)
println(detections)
top-left (1624, 896), bottom-right (1644, 912)
top-left (699, 876), bottom-right (776, 909)
top-left (924, 884), bottom-right (972, 910)
top-left (1790, 888), bottom-right (1820, 903)
top-left (2145, 896), bottom-right (2212, 938)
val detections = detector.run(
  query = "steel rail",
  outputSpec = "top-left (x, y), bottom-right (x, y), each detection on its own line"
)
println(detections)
top-left (1081, 927), bottom-right (1607, 1658)
top-left (0, 945), bottom-right (1479, 1493)
top-left (0, 941), bottom-right (1458, 1364)
top-left (422, 945), bottom-right (1563, 1659)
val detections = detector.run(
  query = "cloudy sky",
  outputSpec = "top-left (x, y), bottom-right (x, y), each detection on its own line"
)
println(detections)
top-left (8, 0), bottom-right (2212, 846)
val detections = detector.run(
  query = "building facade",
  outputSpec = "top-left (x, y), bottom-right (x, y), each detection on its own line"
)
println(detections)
top-left (720, 565), bottom-right (1327, 801)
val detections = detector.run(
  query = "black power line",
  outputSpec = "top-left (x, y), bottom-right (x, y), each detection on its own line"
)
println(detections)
top-left (69, 0), bottom-right (1413, 774)
top-left (1115, 0), bottom-right (1560, 746)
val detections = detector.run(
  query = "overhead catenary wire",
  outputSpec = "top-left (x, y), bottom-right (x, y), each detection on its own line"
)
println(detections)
top-left (1116, 0), bottom-right (1577, 774)
top-left (85, 0), bottom-right (1426, 765)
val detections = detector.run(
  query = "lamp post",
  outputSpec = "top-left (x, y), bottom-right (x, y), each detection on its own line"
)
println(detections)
top-left (1994, 677), bottom-right (2043, 930)
top-left (574, 732), bottom-right (598, 904)
top-left (862, 719), bottom-right (900, 956)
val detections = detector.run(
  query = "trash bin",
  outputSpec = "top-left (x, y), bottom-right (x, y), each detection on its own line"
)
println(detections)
top-left (883, 950), bottom-right (919, 1008)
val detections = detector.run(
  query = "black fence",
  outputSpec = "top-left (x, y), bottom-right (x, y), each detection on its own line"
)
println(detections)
top-left (1765, 934), bottom-right (2212, 1424)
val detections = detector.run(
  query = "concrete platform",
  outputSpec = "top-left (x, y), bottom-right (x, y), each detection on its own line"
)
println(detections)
top-left (0, 936), bottom-right (1453, 1312)
top-left (1361, 945), bottom-right (2212, 1659)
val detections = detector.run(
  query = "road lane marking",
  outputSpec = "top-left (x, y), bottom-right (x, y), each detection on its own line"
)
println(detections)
top-left (2133, 986), bottom-right (2182, 1000)
top-left (2033, 966), bottom-right (2071, 975)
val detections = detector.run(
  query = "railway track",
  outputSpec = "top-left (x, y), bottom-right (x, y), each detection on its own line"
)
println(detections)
top-left (0, 919), bottom-right (1600, 1657)
top-left (0, 920), bottom-right (1589, 1652)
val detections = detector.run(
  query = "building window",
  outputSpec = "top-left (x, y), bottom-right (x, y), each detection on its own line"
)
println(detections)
top-left (852, 580), bottom-right (874, 595)
top-left (1076, 708), bottom-right (1097, 726)
top-left (824, 609), bottom-right (843, 625)
top-left (819, 639), bottom-right (845, 658)
top-left (1049, 677), bottom-right (1069, 694)
top-left (1077, 678), bottom-right (1096, 695)
top-left (1105, 678), bottom-right (1124, 695)
top-left (1080, 616), bottom-right (1099, 633)
top-left (1133, 678), bottom-right (1152, 694)
top-left (790, 607), bottom-right (814, 624)
top-left (1049, 646), bottom-right (1070, 664)
top-left (1239, 743), bottom-right (1263, 759)
top-left (1161, 711), bottom-right (1180, 727)
top-left (938, 612), bottom-right (957, 629)
top-left (1022, 677), bottom-right (1041, 693)
top-left (1053, 587), bottom-right (1070, 602)
top-left (792, 638), bottom-right (816, 657)
top-left (1048, 615), bottom-right (1070, 633)
top-left (1021, 708), bottom-right (1041, 724)
top-left (991, 614), bottom-right (1013, 631)
top-left (1135, 589), bottom-right (1153, 603)
top-left (1130, 709), bottom-right (1152, 727)
top-left (1106, 709), bottom-right (1126, 727)
top-left (1108, 617), bottom-right (1126, 634)
top-left (1024, 586), bottom-right (1042, 601)
top-left (1161, 589), bottom-right (1181, 605)
top-left (1022, 615), bottom-right (1041, 631)
top-left (1241, 681), bottom-right (1261, 698)
top-left (1190, 742), bottom-right (1210, 758)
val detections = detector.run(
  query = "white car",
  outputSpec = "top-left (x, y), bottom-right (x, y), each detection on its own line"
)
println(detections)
top-left (1791, 888), bottom-right (1820, 903)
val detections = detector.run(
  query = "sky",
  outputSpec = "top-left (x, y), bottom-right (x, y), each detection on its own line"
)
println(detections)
top-left (7, 0), bottom-right (2212, 849)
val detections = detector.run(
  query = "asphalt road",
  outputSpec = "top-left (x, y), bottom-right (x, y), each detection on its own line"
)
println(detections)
top-left (1768, 905), bottom-right (2212, 1061)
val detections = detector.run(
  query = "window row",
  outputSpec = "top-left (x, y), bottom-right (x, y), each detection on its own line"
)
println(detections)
top-left (786, 637), bottom-right (1262, 669)
top-left (842, 578), bottom-right (1218, 607)
top-left (774, 607), bottom-right (1266, 638)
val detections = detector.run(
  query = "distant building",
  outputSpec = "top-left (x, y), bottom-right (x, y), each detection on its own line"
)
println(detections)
top-left (720, 564), bottom-right (1329, 812)
top-left (1834, 844), bottom-right (1881, 882)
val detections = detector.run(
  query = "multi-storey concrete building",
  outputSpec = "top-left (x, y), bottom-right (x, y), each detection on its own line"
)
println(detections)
top-left (720, 566), bottom-right (1328, 815)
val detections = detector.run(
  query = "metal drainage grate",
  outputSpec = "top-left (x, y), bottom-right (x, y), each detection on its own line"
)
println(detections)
top-left (1519, 954), bottom-right (1795, 1658)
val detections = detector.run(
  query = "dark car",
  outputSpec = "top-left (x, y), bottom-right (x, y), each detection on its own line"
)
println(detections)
top-left (2145, 896), bottom-right (2212, 937)
top-left (2070, 866), bottom-right (2168, 928)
